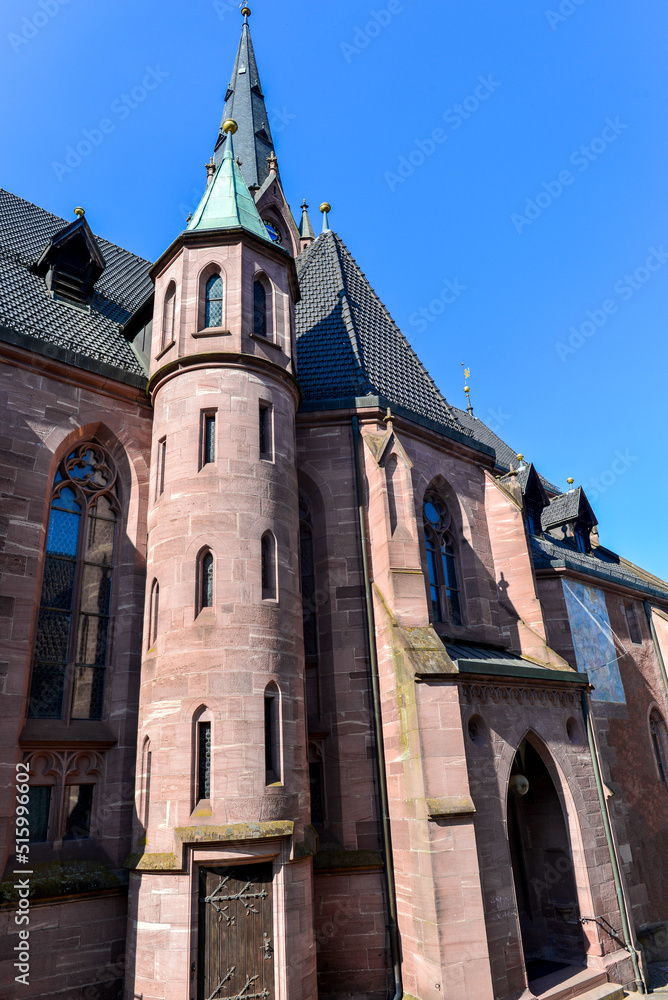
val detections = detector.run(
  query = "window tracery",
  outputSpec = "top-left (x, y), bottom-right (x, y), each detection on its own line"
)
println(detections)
top-left (205, 273), bottom-right (224, 328)
top-left (423, 492), bottom-right (462, 627)
top-left (29, 444), bottom-right (119, 721)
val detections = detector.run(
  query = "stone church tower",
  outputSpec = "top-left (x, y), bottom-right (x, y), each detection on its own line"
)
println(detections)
top-left (125, 108), bottom-right (316, 997)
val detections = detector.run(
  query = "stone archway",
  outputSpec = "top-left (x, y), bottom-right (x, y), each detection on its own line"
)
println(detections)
top-left (507, 737), bottom-right (587, 984)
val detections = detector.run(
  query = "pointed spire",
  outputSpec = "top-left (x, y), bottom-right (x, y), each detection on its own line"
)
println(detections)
top-left (299, 200), bottom-right (316, 247)
top-left (188, 120), bottom-right (271, 242)
top-left (320, 202), bottom-right (331, 233)
top-left (213, 7), bottom-right (277, 191)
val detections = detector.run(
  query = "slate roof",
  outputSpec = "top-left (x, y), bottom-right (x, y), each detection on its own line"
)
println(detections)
top-left (541, 487), bottom-right (596, 530)
top-left (295, 231), bottom-right (471, 437)
top-left (0, 190), bottom-right (152, 379)
top-left (531, 534), bottom-right (668, 601)
top-left (295, 230), bottom-right (560, 475)
top-left (214, 17), bottom-right (277, 191)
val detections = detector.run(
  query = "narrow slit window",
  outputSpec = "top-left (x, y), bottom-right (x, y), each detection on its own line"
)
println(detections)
top-left (162, 283), bottom-right (175, 349)
top-left (259, 402), bottom-right (273, 460)
top-left (651, 712), bottom-right (668, 785)
top-left (149, 580), bottom-right (159, 649)
top-left (157, 438), bottom-right (166, 498)
top-left (202, 413), bottom-right (216, 467)
top-left (143, 746), bottom-right (152, 831)
top-left (200, 551), bottom-right (214, 611)
top-left (205, 274), bottom-right (224, 328)
top-left (254, 280), bottom-right (267, 337)
top-left (261, 532), bottom-right (277, 601)
top-left (264, 687), bottom-right (280, 784)
top-left (62, 784), bottom-right (93, 840)
top-left (309, 762), bottom-right (325, 824)
top-left (198, 721), bottom-right (211, 800)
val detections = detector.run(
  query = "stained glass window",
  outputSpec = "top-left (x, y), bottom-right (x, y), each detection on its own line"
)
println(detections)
top-left (205, 274), bottom-right (223, 328)
top-left (423, 492), bottom-right (463, 627)
top-left (254, 280), bottom-right (267, 337)
top-left (203, 413), bottom-right (216, 466)
top-left (29, 443), bottom-right (119, 721)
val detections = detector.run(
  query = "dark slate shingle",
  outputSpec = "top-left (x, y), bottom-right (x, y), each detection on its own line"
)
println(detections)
top-left (0, 189), bottom-right (152, 378)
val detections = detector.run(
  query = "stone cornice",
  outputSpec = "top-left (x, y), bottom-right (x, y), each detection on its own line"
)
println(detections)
top-left (461, 677), bottom-right (585, 707)
top-left (147, 350), bottom-right (302, 407)
top-left (534, 562), bottom-right (668, 606)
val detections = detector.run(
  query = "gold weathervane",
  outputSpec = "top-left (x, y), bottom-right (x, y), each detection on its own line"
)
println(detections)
top-left (462, 364), bottom-right (474, 415)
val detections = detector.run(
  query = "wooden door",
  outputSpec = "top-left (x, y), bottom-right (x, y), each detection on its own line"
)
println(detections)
top-left (198, 863), bottom-right (275, 1000)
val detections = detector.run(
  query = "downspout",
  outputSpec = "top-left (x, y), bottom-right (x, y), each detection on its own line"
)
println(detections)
top-left (581, 689), bottom-right (646, 993)
top-left (351, 415), bottom-right (403, 1000)
top-left (643, 600), bottom-right (668, 707)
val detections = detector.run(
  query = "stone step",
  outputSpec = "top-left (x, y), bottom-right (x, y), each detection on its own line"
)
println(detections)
top-left (529, 965), bottom-right (624, 1000)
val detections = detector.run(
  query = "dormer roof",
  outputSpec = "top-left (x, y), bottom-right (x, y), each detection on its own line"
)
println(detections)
top-left (541, 486), bottom-right (597, 531)
top-left (32, 213), bottom-right (106, 305)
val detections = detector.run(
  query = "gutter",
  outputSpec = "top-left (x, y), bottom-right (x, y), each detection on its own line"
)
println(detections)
top-left (581, 690), bottom-right (646, 993)
top-left (351, 415), bottom-right (403, 1000)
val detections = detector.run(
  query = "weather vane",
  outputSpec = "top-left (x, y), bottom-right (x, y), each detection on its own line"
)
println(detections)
top-left (461, 364), bottom-right (474, 416)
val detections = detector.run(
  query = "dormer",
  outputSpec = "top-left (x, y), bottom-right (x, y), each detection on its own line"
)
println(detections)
top-left (541, 486), bottom-right (598, 553)
top-left (499, 462), bottom-right (551, 537)
top-left (32, 210), bottom-right (105, 309)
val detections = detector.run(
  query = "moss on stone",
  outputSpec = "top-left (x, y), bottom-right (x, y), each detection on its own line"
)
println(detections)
top-left (174, 820), bottom-right (294, 845)
top-left (0, 861), bottom-right (120, 902)
top-left (124, 852), bottom-right (181, 871)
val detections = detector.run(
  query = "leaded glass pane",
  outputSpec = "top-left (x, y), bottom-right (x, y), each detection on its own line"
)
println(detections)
top-left (205, 275), bottom-right (223, 328)
top-left (79, 564), bottom-right (113, 615)
top-left (198, 721), bottom-right (211, 800)
top-left (28, 662), bottom-right (66, 718)
top-left (41, 557), bottom-right (76, 610)
top-left (71, 665), bottom-right (105, 720)
top-left (204, 415), bottom-right (215, 465)
top-left (76, 614), bottom-right (109, 665)
top-left (34, 609), bottom-right (70, 662)
top-left (62, 784), bottom-right (93, 840)
top-left (424, 529), bottom-right (443, 623)
top-left (201, 552), bottom-right (214, 608)
top-left (86, 513), bottom-right (115, 565)
top-left (47, 506), bottom-right (80, 557)
top-left (254, 281), bottom-right (267, 337)
top-left (28, 786), bottom-right (51, 842)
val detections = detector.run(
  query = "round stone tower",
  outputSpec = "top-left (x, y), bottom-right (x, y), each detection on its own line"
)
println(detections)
top-left (125, 126), bottom-right (316, 1000)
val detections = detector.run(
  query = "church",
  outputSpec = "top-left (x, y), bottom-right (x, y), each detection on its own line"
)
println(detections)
top-left (3, 9), bottom-right (668, 1000)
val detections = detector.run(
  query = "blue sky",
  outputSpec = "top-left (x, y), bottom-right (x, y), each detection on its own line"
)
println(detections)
top-left (1, 0), bottom-right (666, 576)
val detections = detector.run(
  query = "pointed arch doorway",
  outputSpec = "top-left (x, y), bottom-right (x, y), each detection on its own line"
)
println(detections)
top-left (507, 737), bottom-right (587, 984)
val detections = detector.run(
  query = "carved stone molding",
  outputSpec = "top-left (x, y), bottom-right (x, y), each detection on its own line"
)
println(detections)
top-left (23, 748), bottom-right (105, 783)
top-left (462, 681), bottom-right (580, 708)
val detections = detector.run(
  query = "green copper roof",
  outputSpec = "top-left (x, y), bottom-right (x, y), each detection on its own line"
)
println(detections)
top-left (187, 133), bottom-right (271, 242)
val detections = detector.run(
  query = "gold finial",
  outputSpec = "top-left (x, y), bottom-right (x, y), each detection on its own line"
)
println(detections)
top-left (516, 454), bottom-right (524, 462)
top-left (567, 477), bottom-right (575, 487)
top-left (464, 386), bottom-right (470, 395)
top-left (241, 5), bottom-right (251, 16)
top-left (320, 203), bottom-right (331, 214)
top-left (223, 119), bottom-right (238, 134)
top-left (462, 363), bottom-right (474, 415)
top-left (74, 207), bottom-right (85, 218)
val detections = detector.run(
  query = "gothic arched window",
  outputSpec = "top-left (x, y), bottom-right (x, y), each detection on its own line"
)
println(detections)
top-left (299, 496), bottom-right (317, 658)
top-left (205, 274), bottom-right (224, 328)
top-left (198, 550), bottom-right (214, 612)
top-left (29, 444), bottom-right (119, 721)
top-left (254, 279), bottom-right (267, 337)
top-left (423, 493), bottom-right (462, 627)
